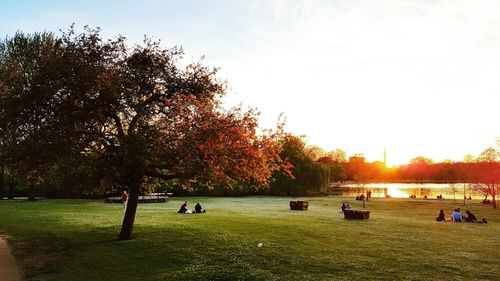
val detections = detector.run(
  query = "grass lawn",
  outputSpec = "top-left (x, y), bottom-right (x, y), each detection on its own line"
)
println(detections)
top-left (0, 196), bottom-right (499, 281)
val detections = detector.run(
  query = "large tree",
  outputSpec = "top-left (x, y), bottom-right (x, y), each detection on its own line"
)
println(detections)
top-left (0, 27), bottom-right (286, 239)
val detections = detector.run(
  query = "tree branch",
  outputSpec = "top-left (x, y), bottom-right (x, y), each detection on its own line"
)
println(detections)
top-left (128, 94), bottom-right (165, 134)
top-left (128, 113), bottom-right (141, 135)
top-left (144, 170), bottom-right (180, 180)
top-left (111, 113), bottom-right (125, 137)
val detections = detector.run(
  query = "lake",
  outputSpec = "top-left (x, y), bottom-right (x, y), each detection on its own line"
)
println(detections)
top-left (336, 183), bottom-right (485, 199)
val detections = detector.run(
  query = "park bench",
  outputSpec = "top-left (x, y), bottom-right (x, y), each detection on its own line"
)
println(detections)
top-left (343, 209), bottom-right (370, 220)
top-left (290, 200), bottom-right (309, 211)
top-left (104, 195), bottom-right (168, 203)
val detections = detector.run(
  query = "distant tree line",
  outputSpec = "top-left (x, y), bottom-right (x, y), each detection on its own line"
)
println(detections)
top-left (2, 135), bottom-right (497, 201)
top-left (338, 146), bottom-right (499, 208)
top-left (339, 148), bottom-right (498, 184)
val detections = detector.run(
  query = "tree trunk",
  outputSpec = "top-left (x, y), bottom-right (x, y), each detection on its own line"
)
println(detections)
top-left (492, 184), bottom-right (497, 208)
top-left (118, 179), bottom-right (142, 240)
top-left (0, 163), bottom-right (4, 200)
top-left (28, 184), bottom-right (36, 201)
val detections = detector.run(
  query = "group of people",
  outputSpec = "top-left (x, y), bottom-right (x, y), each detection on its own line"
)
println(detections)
top-left (178, 201), bottom-right (206, 214)
top-left (355, 190), bottom-right (372, 201)
top-left (436, 208), bottom-right (487, 223)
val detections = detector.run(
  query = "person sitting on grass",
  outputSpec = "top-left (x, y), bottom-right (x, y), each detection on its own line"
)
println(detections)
top-left (436, 209), bottom-right (446, 222)
top-left (451, 208), bottom-right (464, 222)
top-left (464, 210), bottom-right (477, 223)
top-left (178, 201), bottom-right (194, 214)
top-left (195, 202), bottom-right (206, 213)
top-left (341, 202), bottom-right (352, 212)
top-left (465, 210), bottom-right (489, 223)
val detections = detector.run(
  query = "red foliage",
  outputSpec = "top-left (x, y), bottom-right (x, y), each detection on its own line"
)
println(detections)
top-left (152, 95), bottom-right (288, 188)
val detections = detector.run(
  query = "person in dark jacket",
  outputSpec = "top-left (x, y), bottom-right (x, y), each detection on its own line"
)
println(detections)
top-left (436, 209), bottom-right (446, 222)
top-left (195, 202), bottom-right (206, 213)
top-left (341, 202), bottom-right (352, 212)
top-left (341, 202), bottom-right (347, 212)
top-left (465, 210), bottom-right (478, 222)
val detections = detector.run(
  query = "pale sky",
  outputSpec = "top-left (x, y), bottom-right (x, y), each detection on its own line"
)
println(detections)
top-left (1, 0), bottom-right (499, 165)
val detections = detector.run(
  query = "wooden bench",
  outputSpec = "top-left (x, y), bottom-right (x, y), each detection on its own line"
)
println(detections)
top-left (104, 195), bottom-right (168, 203)
top-left (343, 209), bottom-right (370, 220)
top-left (290, 200), bottom-right (309, 211)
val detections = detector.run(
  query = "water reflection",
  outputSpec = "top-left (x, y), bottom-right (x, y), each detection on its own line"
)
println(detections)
top-left (338, 183), bottom-right (482, 199)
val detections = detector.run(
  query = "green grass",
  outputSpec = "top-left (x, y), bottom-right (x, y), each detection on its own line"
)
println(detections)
top-left (0, 197), bottom-right (499, 281)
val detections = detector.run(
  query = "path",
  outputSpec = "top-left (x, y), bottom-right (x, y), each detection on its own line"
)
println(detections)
top-left (0, 236), bottom-right (22, 281)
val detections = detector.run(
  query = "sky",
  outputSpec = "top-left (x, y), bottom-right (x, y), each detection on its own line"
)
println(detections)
top-left (1, 0), bottom-right (499, 165)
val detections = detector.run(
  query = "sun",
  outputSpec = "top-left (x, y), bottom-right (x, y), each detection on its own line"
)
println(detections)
top-left (386, 186), bottom-right (410, 198)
